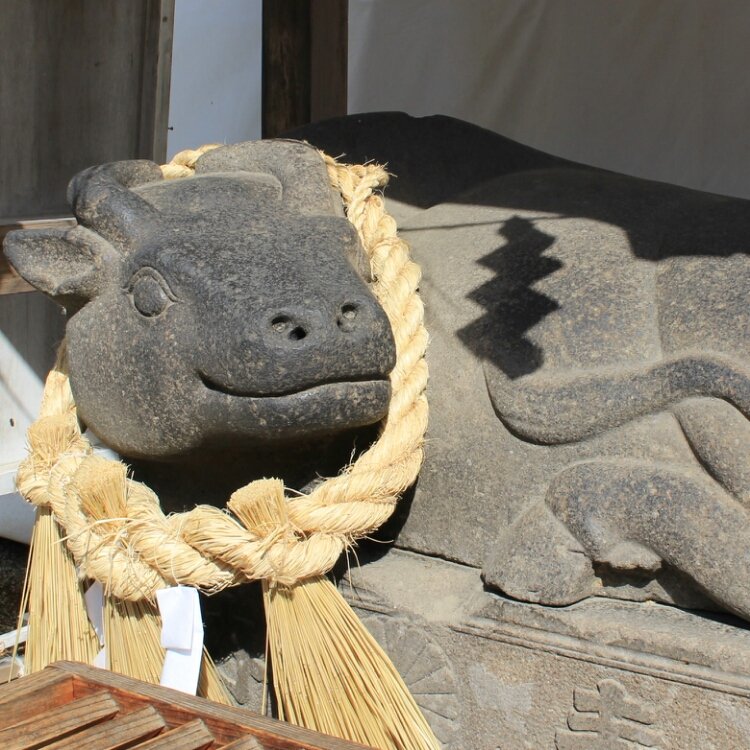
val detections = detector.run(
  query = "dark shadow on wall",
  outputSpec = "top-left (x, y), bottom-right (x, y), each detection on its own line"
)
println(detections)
top-left (287, 112), bottom-right (750, 260)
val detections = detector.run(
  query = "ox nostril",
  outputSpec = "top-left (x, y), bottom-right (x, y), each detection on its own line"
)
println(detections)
top-left (268, 313), bottom-right (309, 343)
top-left (271, 315), bottom-right (291, 332)
top-left (341, 303), bottom-right (358, 319)
top-left (337, 302), bottom-right (360, 329)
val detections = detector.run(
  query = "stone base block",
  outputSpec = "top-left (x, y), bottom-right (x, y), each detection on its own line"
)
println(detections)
top-left (343, 548), bottom-right (750, 749)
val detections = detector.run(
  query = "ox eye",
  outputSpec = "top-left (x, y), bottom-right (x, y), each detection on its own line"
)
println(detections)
top-left (129, 268), bottom-right (174, 318)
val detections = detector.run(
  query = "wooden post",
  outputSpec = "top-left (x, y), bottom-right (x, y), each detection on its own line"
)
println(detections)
top-left (262, 0), bottom-right (348, 139)
top-left (262, 1), bottom-right (311, 139)
top-left (310, 0), bottom-right (349, 125)
top-left (139, 0), bottom-right (176, 164)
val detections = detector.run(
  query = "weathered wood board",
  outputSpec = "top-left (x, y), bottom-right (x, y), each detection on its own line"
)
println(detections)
top-left (0, 662), bottom-right (371, 749)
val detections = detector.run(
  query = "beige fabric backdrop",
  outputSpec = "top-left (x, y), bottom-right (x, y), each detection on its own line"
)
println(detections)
top-left (349, 0), bottom-right (750, 199)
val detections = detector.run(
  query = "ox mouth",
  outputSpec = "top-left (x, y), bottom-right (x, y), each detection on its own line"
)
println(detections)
top-left (193, 372), bottom-right (392, 444)
top-left (199, 372), bottom-right (389, 399)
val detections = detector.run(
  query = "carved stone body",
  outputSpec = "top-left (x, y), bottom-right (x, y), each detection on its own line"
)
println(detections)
top-left (7, 118), bottom-right (750, 746)
top-left (7, 119), bottom-right (750, 618)
top-left (290, 113), bottom-right (750, 621)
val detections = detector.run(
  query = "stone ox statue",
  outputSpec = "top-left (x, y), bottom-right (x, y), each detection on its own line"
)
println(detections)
top-left (6, 119), bottom-right (750, 745)
top-left (6, 127), bottom-right (750, 623)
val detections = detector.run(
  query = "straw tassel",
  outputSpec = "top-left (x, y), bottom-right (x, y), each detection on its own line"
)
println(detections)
top-left (230, 481), bottom-right (441, 750)
top-left (21, 506), bottom-right (100, 672)
top-left (103, 595), bottom-right (231, 705)
top-left (17, 409), bottom-right (100, 672)
top-left (15, 149), bottom-right (434, 748)
top-left (21, 453), bottom-right (229, 703)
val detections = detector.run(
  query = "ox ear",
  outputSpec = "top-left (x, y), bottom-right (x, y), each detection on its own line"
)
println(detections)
top-left (3, 225), bottom-right (119, 310)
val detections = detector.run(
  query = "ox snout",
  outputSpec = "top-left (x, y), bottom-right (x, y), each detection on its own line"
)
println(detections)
top-left (192, 290), bottom-right (395, 443)
top-left (198, 292), bottom-right (396, 400)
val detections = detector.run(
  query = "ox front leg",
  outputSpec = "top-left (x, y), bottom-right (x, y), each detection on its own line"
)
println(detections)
top-left (543, 459), bottom-right (750, 621)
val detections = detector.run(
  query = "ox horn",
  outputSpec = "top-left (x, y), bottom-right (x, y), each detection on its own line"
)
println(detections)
top-left (67, 160), bottom-right (163, 250)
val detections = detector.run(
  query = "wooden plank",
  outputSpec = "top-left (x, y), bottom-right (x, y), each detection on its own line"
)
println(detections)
top-left (129, 718), bottom-right (215, 750)
top-left (221, 736), bottom-right (264, 749)
top-left (0, 622), bottom-right (28, 652)
top-left (0, 217), bottom-right (76, 295)
top-left (0, 690), bottom-right (120, 750)
top-left (0, 2), bottom-right (174, 219)
top-left (43, 705), bottom-right (165, 750)
top-left (0, 672), bottom-right (76, 731)
top-left (0, 667), bottom-right (73, 709)
top-left (58, 662), bottom-right (373, 750)
top-left (261, 0), bottom-right (348, 138)
top-left (0, 218), bottom-right (76, 239)
top-left (262, 0), bottom-right (311, 138)
top-left (309, 0), bottom-right (348, 124)
top-left (0, 265), bottom-right (31, 295)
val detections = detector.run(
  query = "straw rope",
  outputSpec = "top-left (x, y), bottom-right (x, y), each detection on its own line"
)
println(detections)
top-left (15, 145), bottom-right (428, 602)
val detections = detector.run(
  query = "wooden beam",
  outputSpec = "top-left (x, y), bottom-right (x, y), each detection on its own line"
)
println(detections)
top-left (262, 0), bottom-right (347, 139)
top-left (139, 0), bottom-right (176, 163)
top-left (56, 661), bottom-right (374, 749)
top-left (262, 0), bottom-right (311, 139)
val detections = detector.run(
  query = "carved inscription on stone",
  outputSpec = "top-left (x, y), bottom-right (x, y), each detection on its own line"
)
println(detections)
top-left (555, 679), bottom-right (663, 749)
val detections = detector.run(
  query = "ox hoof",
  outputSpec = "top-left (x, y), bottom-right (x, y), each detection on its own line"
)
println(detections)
top-left (483, 501), bottom-right (596, 605)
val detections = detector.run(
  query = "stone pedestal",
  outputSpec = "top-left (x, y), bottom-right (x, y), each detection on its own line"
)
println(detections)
top-left (344, 548), bottom-right (750, 749)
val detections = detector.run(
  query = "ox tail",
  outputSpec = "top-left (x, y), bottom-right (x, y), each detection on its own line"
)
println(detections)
top-left (484, 350), bottom-right (750, 444)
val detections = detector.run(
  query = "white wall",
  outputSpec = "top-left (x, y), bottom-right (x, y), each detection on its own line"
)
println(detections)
top-left (167, 0), bottom-right (262, 158)
top-left (349, 0), bottom-right (750, 199)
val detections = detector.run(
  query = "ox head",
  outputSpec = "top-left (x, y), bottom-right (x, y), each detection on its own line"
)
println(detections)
top-left (4, 141), bottom-right (396, 459)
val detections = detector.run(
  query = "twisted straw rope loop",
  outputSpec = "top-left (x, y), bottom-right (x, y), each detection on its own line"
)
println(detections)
top-left (15, 146), bottom-right (428, 600)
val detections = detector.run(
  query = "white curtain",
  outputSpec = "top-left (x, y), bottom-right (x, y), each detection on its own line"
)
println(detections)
top-left (349, 0), bottom-right (750, 199)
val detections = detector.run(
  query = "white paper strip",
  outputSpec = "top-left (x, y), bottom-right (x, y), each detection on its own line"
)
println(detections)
top-left (92, 647), bottom-right (107, 668)
top-left (84, 581), bottom-right (107, 668)
top-left (157, 586), bottom-right (203, 695)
